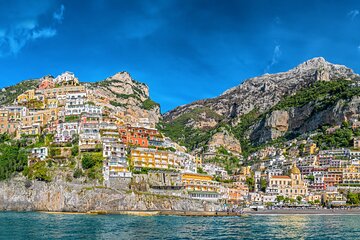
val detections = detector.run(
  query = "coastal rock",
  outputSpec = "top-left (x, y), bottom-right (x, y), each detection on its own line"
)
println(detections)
top-left (0, 176), bottom-right (220, 212)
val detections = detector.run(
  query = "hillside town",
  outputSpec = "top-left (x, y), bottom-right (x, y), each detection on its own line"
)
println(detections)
top-left (1, 71), bottom-right (360, 209)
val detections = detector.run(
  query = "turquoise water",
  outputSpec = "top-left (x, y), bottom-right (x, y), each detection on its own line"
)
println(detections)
top-left (1, 212), bottom-right (360, 239)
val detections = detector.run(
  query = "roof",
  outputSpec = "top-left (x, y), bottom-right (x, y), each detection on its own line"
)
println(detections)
top-left (291, 163), bottom-right (301, 174)
top-left (271, 175), bottom-right (290, 179)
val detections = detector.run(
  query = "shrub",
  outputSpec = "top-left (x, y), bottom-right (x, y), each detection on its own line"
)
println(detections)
top-left (73, 168), bottom-right (83, 178)
top-left (26, 162), bottom-right (52, 182)
top-left (142, 99), bottom-right (159, 110)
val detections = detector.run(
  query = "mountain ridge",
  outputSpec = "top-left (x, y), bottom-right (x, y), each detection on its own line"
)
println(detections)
top-left (161, 57), bottom-right (360, 159)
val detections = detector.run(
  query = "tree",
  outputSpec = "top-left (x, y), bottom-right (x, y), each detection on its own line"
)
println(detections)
top-left (347, 191), bottom-right (360, 205)
top-left (296, 196), bottom-right (303, 203)
top-left (246, 176), bottom-right (255, 192)
top-left (260, 177), bottom-right (267, 192)
top-left (276, 195), bottom-right (285, 203)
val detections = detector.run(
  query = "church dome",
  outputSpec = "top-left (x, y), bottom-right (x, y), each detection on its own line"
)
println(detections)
top-left (291, 163), bottom-right (301, 174)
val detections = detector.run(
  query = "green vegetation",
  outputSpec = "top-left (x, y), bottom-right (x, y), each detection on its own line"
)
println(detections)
top-left (142, 98), bottom-right (159, 110)
top-left (246, 176), bottom-right (255, 192)
top-left (24, 161), bottom-right (52, 182)
top-left (25, 99), bottom-right (44, 109)
top-left (346, 191), bottom-right (360, 205)
top-left (109, 100), bottom-right (124, 107)
top-left (0, 80), bottom-right (39, 105)
top-left (274, 80), bottom-right (359, 111)
top-left (73, 168), bottom-right (83, 178)
top-left (233, 109), bottom-right (263, 157)
top-left (160, 107), bottom-right (223, 150)
top-left (205, 156), bottom-right (241, 174)
top-left (71, 145), bottom-right (79, 157)
top-left (197, 167), bottom-right (207, 174)
top-left (312, 122), bottom-right (354, 149)
top-left (0, 137), bottom-right (28, 180)
top-left (65, 115), bottom-right (80, 122)
top-left (81, 152), bottom-right (104, 181)
top-left (260, 177), bottom-right (267, 192)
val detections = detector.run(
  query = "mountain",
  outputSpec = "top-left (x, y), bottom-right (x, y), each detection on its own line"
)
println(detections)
top-left (161, 57), bottom-right (360, 157)
top-left (86, 72), bottom-right (161, 125)
top-left (0, 72), bottom-right (161, 125)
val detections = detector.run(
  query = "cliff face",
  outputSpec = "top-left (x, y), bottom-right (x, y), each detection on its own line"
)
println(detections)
top-left (162, 57), bottom-right (360, 150)
top-left (0, 176), bottom-right (219, 212)
top-left (87, 72), bottom-right (161, 125)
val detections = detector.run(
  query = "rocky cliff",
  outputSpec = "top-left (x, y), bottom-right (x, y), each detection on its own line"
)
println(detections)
top-left (87, 72), bottom-right (161, 125)
top-left (0, 175), bottom-right (219, 212)
top-left (162, 57), bottom-right (360, 152)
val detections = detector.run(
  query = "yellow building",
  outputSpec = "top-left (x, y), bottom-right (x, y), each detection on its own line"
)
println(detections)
top-left (17, 90), bottom-right (35, 103)
top-left (0, 109), bottom-right (9, 134)
top-left (19, 125), bottom-right (41, 136)
top-left (303, 143), bottom-right (318, 155)
top-left (181, 172), bottom-right (220, 195)
top-left (22, 113), bottom-right (45, 127)
top-left (45, 98), bottom-right (59, 109)
top-left (267, 164), bottom-right (308, 198)
top-left (342, 165), bottom-right (360, 184)
top-left (43, 85), bottom-right (86, 99)
top-left (130, 147), bottom-right (180, 169)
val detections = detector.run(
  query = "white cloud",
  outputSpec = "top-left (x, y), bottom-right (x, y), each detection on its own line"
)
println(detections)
top-left (32, 28), bottom-right (57, 39)
top-left (348, 9), bottom-right (359, 20)
top-left (0, 4), bottom-right (65, 57)
top-left (53, 5), bottom-right (65, 23)
top-left (264, 45), bottom-right (281, 73)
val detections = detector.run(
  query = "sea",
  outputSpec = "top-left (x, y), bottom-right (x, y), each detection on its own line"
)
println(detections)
top-left (0, 212), bottom-right (359, 239)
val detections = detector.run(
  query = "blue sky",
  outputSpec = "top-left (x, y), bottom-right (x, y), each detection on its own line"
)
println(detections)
top-left (1, 0), bottom-right (360, 112)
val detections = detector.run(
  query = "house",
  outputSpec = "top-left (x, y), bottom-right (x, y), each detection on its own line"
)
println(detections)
top-left (54, 71), bottom-right (80, 86)
top-left (31, 147), bottom-right (48, 160)
top-left (303, 143), bottom-right (318, 155)
top-left (181, 172), bottom-right (220, 201)
top-left (16, 90), bottom-right (35, 103)
top-left (55, 122), bottom-right (79, 142)
top-left (354, 137), bottom-right (360, 149)
top-left (79, 122), bottom-right (101, 151)
top-left (38, 76), bottom-right (55, 90)
top-left (130, 147), bottom-right (180, 170)
top-left (103, 141), bottom-right (131, 179)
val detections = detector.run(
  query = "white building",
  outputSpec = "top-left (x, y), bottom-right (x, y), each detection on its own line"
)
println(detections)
top-left (65, 104), bottom-right (102, 116)
top-left (55, 122), bottom-right (79, 142)
top-left (31, 147), bottom-right (48, 160)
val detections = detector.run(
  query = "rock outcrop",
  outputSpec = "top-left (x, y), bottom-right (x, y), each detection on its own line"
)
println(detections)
top-left (87, 72), bottom-right (161, 125)
top-left (207, 130), bottom-right (241, 154)
top-left (0, 176), bottom-right (219, 212)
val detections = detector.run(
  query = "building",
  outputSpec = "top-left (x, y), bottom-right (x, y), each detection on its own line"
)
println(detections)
top-left (38, 76), bottom-right (55, 90)
top-left (130, 147), bottom-right (180, 170)
top-left (354, 137), bottom-right (360, 149)
top-left (16, 90), bottom-right (35, 103)
top-left (303, 143), bottom-right (318, 155)
top-left (55, 122), bottom-right (79, 142)
top-left (54, 71), bottom-right (80, 86)
top-left (103, 141), bottom-right (132, 179)
top-left (342, 165), bottom-right (360, 185)
top-left (181, 172), bottom-right (220, 201)
top-left (31, 147), bottom-right (48, 160)
top-left (120, 126), bottom-right (160, 147)
top-left (266, 164), bottom-right (308, 198)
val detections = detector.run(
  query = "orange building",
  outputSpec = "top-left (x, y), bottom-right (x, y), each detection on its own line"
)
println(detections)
top-left (38, 78), bottom-right (55, 90)
top-left (120, 125), bottom-right (160, 147)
